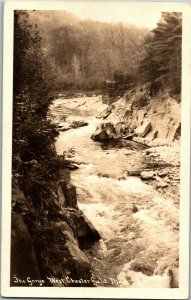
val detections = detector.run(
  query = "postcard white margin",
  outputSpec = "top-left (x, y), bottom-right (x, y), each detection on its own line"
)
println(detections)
top-left (1, 1), bottom-right (191, 299)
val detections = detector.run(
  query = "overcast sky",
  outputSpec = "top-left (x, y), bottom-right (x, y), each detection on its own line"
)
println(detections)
top-left (56, 1), bottom-right (169, 29)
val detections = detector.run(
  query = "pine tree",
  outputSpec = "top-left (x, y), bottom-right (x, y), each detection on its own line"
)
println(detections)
top-left (140, 12), bottom-right (182, 95)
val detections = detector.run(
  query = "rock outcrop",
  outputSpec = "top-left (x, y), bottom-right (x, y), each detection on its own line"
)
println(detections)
top-left (11, 174), bottom-right (100, 287)
top-left (58, 180), bottom-right (78, 209)
top-left (60, 208), bottom-right (100, 248)
top-left (97, 86), bottom-right (181, 146)
top-left (11, 214), bottom-right (42, 286)
top-left (31, 219), bottom-right (94, 287)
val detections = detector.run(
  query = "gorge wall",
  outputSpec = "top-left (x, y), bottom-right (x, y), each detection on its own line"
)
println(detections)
top-left (11, 168), bottom-right (100, 287)
top-left (92, 86), bottom-right (181, 146)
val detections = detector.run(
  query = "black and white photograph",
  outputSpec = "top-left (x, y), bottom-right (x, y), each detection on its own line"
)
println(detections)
top-left (1, 1), bottom-right (190, 298)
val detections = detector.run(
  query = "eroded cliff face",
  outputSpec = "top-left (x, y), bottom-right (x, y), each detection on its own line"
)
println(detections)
top-left (94, 86), bottom-right (181, 146)
top-left (11, 171), bottom-right (100, 287)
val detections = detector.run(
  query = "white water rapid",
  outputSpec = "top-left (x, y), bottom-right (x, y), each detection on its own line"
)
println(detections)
top-left (50, 96), bottom-right (179, 288)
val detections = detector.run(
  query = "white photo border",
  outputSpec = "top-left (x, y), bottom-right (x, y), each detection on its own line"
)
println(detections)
top-left (1, 1), bottom-right (191, 298)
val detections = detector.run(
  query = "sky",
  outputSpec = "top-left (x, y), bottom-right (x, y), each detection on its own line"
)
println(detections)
top-left (53, 1), bottom-right (168, 29)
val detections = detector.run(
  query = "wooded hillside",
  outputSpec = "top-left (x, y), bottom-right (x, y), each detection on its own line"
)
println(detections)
top-left (26, 10), bottom-right (182, 94)
top-left (29, 10), bottom-right (149, 90)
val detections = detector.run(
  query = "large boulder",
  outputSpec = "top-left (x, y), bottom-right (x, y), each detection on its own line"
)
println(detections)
top-left (57, 122), bottom-right (71, 131)
top-left (91, 128), bottom-right (109, 140)
top-left (70, 120), bottom-right (88, 129)
top-left (140, 170), bottom-right (155, 180)
top-left (134, 121), bottom-right (151, 137)
top-left (91, 122), bottom-right (124, 141)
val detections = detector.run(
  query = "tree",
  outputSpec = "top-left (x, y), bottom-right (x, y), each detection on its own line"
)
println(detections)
top-left (13, 11), bottom-right (58, 174)
top-left (31, 11), bottom-right (148, 90)
top-left (140, 12), bottom-right (182, 94)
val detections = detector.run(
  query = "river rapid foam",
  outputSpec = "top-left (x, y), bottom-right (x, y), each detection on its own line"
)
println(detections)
top-left (49, 96), bottom-right (179, 288)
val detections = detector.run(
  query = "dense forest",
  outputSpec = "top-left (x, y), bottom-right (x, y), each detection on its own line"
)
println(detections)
top-left (13, 11), bottom-right (59, 180)
top-left (30, 10), bottom-right (149, 91)
top-left (29, 10), bottom-right (181, 93)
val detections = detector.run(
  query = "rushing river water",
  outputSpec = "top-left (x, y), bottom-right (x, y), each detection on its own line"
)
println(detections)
top-left (50, 97), bottom-right (179, 288)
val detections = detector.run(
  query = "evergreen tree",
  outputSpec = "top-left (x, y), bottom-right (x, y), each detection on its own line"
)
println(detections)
top-left (140, 12), bottom-right (182, 95)
top-left (13, 11), bottom-right (58, 175)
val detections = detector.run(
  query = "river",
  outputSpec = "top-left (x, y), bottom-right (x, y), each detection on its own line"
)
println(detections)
top-left (49, 96), bottom-right (179, 288)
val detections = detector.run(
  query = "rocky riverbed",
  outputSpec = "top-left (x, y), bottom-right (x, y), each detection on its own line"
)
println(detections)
top-left (48, 94), bottom-right (180, 288)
